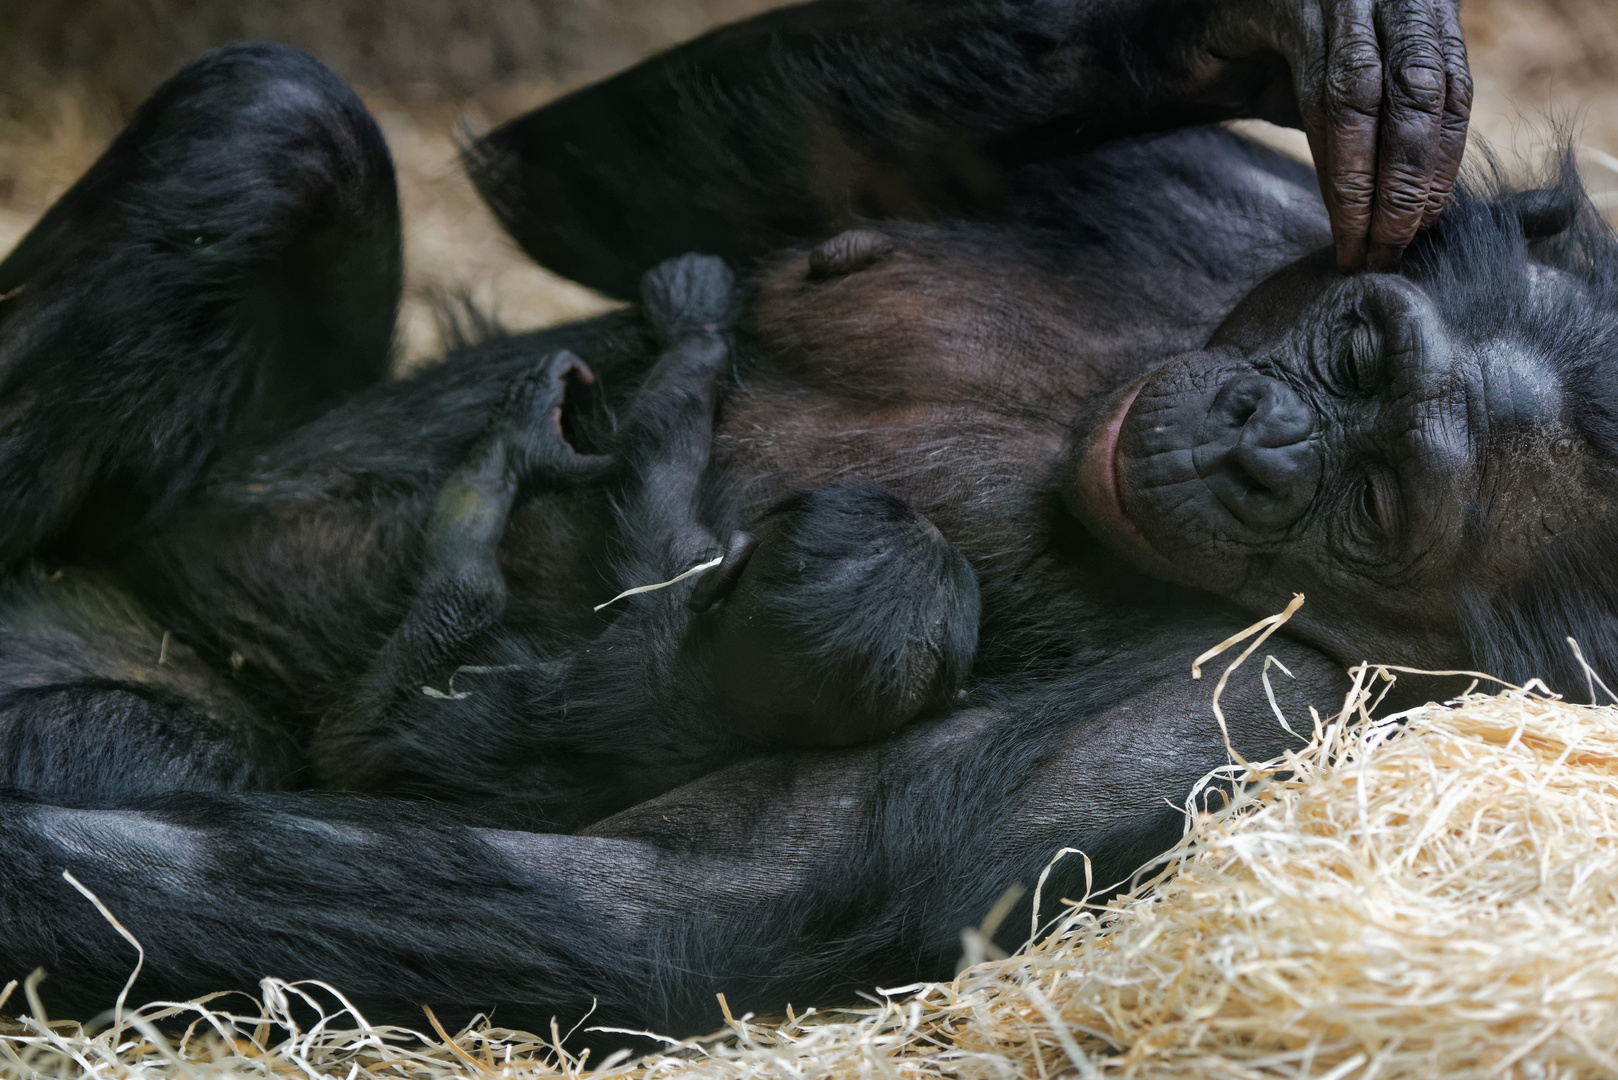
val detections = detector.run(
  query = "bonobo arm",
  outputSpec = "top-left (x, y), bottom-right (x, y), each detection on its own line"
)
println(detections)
top-left (469, 0), bottom-right (1470, 295)
top-left (0, 628), bottom-right (1347, 1040)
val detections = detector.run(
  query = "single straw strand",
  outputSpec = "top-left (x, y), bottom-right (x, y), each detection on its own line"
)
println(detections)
top-left (1192, 592), bottom-right (1306, 769)
top-left (593, 556), bottom-right (723, 612)
top-left (62, 870), bottom-right (144, 1053)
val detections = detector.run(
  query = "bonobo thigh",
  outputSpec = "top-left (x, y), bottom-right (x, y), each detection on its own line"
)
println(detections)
top-left (0, 43), bottom-right (401, 565)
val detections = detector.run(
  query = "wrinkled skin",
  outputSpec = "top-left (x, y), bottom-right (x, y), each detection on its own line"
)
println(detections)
top-left (1198, 0), bottom-right (1473, 268)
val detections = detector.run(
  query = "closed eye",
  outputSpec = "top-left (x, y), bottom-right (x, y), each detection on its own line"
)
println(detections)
top-left (1339, 316), bottom-right (1385, 394)
top-left (1358, 471), bottom-right (1401, 541)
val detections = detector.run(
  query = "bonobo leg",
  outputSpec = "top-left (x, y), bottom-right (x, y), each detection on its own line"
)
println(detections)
top-left (0, 567), bottom-right (299, 803)
top-left (308, 254), bottom-right (738, 814)
top-left (0, 625), bottom-right (1344, 1039)
top-left (0, 43), bottom-right (400, 565)
top-left (315, 349), bottom-right (610, 788)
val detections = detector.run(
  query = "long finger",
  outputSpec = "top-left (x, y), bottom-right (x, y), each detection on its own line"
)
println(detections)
top-left (1421, 0), bottom-right (1473, 227)
top-left (1290, 1), bottom-right (1331, 206)
top-left (1321, 0), bottom-right (1382, 271)
top-left (1365, 0), bottom-right (1448, 269)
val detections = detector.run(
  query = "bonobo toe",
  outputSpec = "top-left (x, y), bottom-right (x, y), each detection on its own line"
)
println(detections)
top-left (695, 483), bottom-right (980, 746)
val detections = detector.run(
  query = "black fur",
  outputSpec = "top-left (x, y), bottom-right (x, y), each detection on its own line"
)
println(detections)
top-left (464, 0), bottom-right (1297, 297)
top-left (1412, 163), bottom-right (1618, 697)
top-left (0, 0), bottom-right (1607, 1050)
top-left (0, 43), bottom-right (400, 567)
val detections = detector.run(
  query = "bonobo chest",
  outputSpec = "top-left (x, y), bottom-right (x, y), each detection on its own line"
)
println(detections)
top-left (712, 224), bottom-right (1221, 555)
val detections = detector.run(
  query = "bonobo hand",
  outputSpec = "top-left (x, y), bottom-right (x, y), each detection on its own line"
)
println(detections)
top-left (1195, 0), bottom-right (1471, 271)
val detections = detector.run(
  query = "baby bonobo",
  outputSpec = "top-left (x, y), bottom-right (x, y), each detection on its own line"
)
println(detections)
top-left (626, 257), bottom-right (980, 748)
top-left (314, 254), bottom-right (977, 815)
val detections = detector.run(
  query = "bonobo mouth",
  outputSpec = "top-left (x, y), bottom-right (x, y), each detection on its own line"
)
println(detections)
top-left (1064, 376), bottom-right (1182, 581)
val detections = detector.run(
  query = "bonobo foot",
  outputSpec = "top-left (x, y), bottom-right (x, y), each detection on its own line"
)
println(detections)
top-left (489, 350), bottom-right (612, 485)
top-left (641, 251), bottom-right (735, 346)
top-left (690, 483), bottom-right (980, 746)
top-left (316, 348), bottom-right (612, 781)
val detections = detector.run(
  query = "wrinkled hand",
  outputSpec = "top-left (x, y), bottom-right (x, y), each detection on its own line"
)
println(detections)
top-left (1204, 0), bottom-right (1472, 271)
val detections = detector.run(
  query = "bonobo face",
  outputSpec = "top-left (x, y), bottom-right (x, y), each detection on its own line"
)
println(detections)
top-left (1066, 248), bottom-right (1611, 669)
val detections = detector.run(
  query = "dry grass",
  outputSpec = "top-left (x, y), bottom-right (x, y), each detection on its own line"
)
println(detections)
top-left (6, 657), bottom-right (1618, 1079)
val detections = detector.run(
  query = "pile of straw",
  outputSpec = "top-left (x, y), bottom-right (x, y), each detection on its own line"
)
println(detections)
top-left (5, 667), bottom-right (1618, 1079)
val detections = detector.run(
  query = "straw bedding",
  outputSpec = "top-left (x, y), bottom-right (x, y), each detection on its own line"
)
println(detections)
top-left (4, 657), bottom-right (1618, 1079)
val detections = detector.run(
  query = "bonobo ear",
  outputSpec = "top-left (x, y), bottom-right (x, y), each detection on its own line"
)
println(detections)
top-left (687, 531), bottom-right (759, 613)
top-left (1506, 187), bottom-right (1579, 240)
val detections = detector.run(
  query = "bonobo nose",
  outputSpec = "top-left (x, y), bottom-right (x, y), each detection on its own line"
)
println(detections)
top-left (1192, 375), bottom-right (1320, 531)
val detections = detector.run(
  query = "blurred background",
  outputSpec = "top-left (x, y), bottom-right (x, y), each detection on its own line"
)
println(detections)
top-left (1, 0), bottom-right (1614, 368)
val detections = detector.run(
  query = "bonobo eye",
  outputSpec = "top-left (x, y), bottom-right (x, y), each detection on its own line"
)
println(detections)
top-left (1353, 470), bottom-right (1401, 545)
top-left (1334, 314), bottom-right (1385, 395)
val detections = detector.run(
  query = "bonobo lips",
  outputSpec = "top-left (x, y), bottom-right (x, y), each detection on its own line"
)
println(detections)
top-left (1064, 376), bottom-right (1182, 581)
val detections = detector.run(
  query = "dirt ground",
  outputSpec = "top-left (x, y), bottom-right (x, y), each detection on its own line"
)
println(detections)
top-left (1, 0), bottom-right (1614, 369)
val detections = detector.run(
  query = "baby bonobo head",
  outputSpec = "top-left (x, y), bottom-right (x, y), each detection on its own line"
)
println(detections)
top-left (689, 483), bottom-right (980, 747)
top-left (1065, 168), bottom-right (1618, 695)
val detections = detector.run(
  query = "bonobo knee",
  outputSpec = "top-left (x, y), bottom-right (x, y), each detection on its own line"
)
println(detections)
top-left (1, 44), bottom-right (397, 304)
top-left (691, 483), bottom-right (979, 746)
top-left (0, 42), bottom-right (400, 392)
top-left (0, 42), bottom-right (401, 565)
top-left (131, 43), bottom-right (393, 231)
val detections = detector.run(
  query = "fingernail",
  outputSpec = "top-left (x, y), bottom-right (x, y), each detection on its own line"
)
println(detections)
top-left (1366, 242), bottom-right (1404, 272)
top-left (1335, 236), bottom-right (1368, 272)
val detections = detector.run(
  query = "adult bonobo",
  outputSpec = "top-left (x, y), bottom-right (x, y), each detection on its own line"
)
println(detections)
top-left (0, 0), bottom-right (1608, 1047)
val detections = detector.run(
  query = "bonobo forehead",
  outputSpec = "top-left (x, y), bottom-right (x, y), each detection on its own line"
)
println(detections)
top-left (1065, 182), bottom-right (1618, 672)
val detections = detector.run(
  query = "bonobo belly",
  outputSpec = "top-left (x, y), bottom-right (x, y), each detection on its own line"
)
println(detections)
top-left (713, 227), bottom-right (1185, 565)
